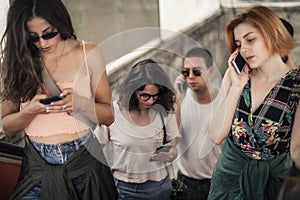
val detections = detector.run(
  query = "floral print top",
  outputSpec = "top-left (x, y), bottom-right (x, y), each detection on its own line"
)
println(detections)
top-left (230, 69), bottom-right (300, 160)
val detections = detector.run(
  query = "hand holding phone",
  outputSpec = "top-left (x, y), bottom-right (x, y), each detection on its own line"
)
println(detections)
top-left (39, 96), bottom-right (62, 105)
top-left (154, 145), bottom-right (172, 154)
top-left (149, 145), bottom-right (173, 162)
top-left (178, 81), bottom-right (188, 93)
top-left (175, 75), bottom-right (187, 93)
top-left (231, 53), bottom-right (246, 75)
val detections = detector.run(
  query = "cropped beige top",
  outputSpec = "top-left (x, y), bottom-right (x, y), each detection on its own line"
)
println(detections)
top-left (23, 41), bottom-right (91, 137)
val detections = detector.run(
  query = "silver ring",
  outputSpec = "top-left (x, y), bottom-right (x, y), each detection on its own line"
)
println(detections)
top-left (62, 105), bottom-right (66, 110)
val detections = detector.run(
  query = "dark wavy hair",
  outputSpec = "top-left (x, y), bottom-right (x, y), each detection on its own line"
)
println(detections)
top-left (184, 47), bottom-right (213, 69)
top-left (117, 59), bottom-right (176, 115)
top-left (0, 0), bottom-right (76, 104)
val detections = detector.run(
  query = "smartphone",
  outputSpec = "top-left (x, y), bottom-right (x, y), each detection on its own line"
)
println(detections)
top-left (231, 53), bottom-right (246, 75)
top-left (39, 96), bottom-right (62, 105)
top-left (178, 81), bottom-right (188, 93)
top-left (149, 145), bottom-right (172, 162)
top-left (154, 145), bottom-right (172, 154)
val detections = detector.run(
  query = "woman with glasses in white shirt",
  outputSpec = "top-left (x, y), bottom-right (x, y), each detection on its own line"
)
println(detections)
top-left (105, 59), bottom-right (180, 200)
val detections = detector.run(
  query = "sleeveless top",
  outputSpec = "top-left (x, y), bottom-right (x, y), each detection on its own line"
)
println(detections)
top-left (23, 41), bottom-right (91, 137)
top-left (229, 68), bottom-right (300, 160)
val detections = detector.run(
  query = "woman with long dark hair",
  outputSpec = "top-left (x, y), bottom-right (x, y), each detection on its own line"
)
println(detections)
top-left (0, 0), bottom-right (117, 199)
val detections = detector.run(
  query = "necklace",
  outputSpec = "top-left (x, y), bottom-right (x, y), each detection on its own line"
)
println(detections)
top-left (42, 40), bottom-right (65, 76)
top-left (50, 40), bottom-right (65, 76)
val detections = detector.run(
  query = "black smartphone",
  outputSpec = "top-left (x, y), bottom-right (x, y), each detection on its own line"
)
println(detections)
top-left (154, 145), bottom-right (172, 154)
top-left (39, 96), bottom-right (62, 105)
top-left (232, 53), bottom-right (246, 75)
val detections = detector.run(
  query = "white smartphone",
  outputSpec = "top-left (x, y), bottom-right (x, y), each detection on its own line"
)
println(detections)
top-left (231, 53), bottom-right (246, 75)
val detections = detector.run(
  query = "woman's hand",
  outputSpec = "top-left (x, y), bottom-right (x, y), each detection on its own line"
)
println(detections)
top-left (174, 75), bottom-right (187, 101)
top-left (43, 88), bottom-right (73, 114)
top-left (1, 94), bottom-right (51, 136)
top-left (23, 94), bottom-right (49, 115)
top-left (150, 143), bottom-right (178, 162)
top-left (228, 49), bottom-right (250, 88)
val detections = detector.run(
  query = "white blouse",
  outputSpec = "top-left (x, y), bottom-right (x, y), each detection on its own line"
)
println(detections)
top-left (108, 101), bottom-right (180, 183)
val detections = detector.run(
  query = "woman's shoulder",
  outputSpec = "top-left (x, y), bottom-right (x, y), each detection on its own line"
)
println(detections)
top-left (80, 41), bottom-right (99, 53)
top-left (66, 40), bottom-right (102, 66)
top-left (79, 40), bottom-right (103, 60)
top-left (291, 67), bottom-right (300, 76)
top-left (66, 40), bottom-right (97, 54)
top-left (280, 68), bottom-right (300, 93)
top-left (63, 39), bottom-right (81, 57)
top-left (286, 68), bottom-right (300, 81)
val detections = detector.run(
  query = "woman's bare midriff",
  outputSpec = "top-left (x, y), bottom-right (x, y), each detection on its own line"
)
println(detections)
top-left (29, 130), bottom-right (90, 144)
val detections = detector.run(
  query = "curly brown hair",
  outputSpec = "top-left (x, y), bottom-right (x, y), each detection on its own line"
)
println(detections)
top-left (117, 59), bottom-right (176, 115)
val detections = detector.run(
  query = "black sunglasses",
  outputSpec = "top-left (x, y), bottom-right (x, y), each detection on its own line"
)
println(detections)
top-left (30, 31), bottom-right (59, 43)
top-left (181, 67), bottom-right (202, 78)
top-left (138, 92), bottom-right (161, 101)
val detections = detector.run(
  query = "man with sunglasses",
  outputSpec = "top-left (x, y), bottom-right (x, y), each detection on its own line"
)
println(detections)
top-left (175, 47), bottom-right (223, 200)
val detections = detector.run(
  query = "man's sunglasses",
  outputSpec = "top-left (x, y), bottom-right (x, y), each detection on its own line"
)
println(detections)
top-left (181, 67), bottom-right (202, 78)
top-left (30, 31), bottom-right (59, 43)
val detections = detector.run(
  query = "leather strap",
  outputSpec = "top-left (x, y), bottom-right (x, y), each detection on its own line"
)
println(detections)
top-left (42, 65), bottom-right (61, 96)
top-left (158, 111), bottom-right (167, 144)
top-left (159, 111), bottom-right (176, 178)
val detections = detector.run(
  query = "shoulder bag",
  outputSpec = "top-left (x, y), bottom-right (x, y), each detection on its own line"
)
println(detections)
top-left (159, 112), bottom-right (187, 200)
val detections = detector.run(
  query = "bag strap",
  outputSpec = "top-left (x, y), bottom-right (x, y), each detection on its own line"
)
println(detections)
top-left (41, 41), bottom-right (87, 96)
top-left (159, 112), bottom-right (176, 178)
top-left (82, 40), bottom-right (91, 80)
top-left (158, 111), bottom-right (167, 144)
top-left (42, 65), bottom-right (61, 96)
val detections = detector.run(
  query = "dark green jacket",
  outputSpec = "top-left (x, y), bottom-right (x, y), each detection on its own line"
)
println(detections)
top-left (208, 138), bottom-right (292, 200)
top-left (10, 136), bottom-right (117, 200)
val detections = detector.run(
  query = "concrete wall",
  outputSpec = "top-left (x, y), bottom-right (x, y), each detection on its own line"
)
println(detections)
top-left (62, 0), bottom-right (160, 44)
top-left (180, 5), bottom-right (300, 76)
top-left (108, 5), bottom-right (300, 90)
top-left (53, 2), bottom-right (300, 89)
